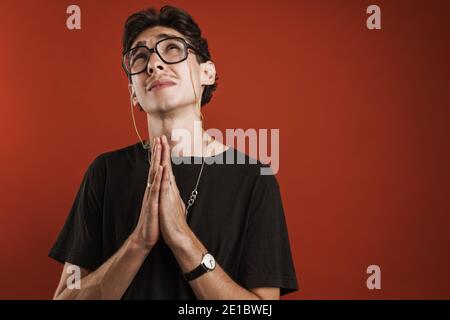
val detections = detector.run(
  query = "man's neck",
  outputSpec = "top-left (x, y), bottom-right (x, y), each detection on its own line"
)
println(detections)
top-left (145, 106), bottom-right (218, 157)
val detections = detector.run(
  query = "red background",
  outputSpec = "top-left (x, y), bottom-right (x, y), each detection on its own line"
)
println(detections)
top-left (0, 0), bottom-right (449, 299)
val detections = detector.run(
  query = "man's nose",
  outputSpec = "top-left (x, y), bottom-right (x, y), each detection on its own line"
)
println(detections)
top-left (147, 51), bottom-right (165, 74)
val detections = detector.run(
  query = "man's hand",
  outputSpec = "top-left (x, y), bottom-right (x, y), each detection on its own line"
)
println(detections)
top-left (132, 137), bottom-right (163, 250)
top-left (158, 135), bottom-right (191, 248)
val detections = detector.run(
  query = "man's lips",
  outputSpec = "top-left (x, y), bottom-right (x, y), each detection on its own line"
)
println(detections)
top-left (148, 80), bottom-right (176, 91)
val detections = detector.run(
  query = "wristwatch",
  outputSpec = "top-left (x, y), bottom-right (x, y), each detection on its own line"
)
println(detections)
top-left (183, 252), bottom-right (216, 281)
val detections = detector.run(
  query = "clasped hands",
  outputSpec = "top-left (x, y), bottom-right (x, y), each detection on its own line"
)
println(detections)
top-left (132, 135), bottom-right (191, 251)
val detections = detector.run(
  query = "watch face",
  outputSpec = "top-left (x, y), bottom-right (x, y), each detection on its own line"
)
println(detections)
top-left (202, 253), bottom-right (216, 270)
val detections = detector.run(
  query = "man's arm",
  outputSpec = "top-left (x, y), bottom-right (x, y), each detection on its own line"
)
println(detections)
top-left (53, 138), bottom-right (164, 300)
top-left (169, 227), bottom-right (280, 300)
top-left (53, 234), bottom-right (151, 300)
top-left (157, 135), bottom-right (280, 300)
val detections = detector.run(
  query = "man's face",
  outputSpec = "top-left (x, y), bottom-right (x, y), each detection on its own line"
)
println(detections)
top-left (128, 26), bottom-right (215, 114)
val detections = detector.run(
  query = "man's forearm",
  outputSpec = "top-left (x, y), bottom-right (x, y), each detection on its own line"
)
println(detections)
top-left (55, 233), bottom-right (151, 300)
top-left (169, 229), bottom-right (261, 300)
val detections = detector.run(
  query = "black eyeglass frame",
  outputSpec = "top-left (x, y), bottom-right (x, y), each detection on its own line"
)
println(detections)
top-left (122, 36), bottom-right (211, 77)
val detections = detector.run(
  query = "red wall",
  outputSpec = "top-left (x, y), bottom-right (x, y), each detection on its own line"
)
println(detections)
top-left (0, 0), bottom-right (449, 299)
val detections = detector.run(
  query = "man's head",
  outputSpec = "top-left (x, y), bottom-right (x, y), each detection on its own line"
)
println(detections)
top-left (122, 5), bottom-right (218, 114)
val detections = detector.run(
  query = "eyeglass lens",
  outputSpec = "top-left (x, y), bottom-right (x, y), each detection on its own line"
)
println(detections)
top-left (125, 38), bottom-right (187, 74)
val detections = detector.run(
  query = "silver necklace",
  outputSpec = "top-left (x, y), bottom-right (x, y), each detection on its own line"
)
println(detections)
top-left (145, 139), bottom-right (209, 217)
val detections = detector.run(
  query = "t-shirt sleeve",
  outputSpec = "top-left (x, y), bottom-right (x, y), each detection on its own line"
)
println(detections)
top-left (238, 168), bottom-right (299, 296)
top-left (48, 154), bottom-right (106, 271)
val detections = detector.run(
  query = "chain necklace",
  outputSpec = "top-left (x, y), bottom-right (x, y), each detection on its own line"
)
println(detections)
top-left (145, 138), bottom-right (211, 216)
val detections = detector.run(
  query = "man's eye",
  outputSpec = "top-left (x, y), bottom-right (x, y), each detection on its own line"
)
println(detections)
top-left (134, 53), bottom-right (147, 60)
top-left (131, 54), bottom-right (147, 64)
top-left (168, 45), bottom-right (181, 51)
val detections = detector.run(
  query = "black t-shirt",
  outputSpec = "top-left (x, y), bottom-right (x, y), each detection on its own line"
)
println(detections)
top-left (48, 142), bottom-right (298, 299)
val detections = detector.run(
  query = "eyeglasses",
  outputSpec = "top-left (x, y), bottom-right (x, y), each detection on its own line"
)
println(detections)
top-left (122, 36), bottom-right (209, 76)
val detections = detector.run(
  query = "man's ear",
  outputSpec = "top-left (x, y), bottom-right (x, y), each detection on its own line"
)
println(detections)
top-left (200, 61), bottom-right (216, 86)
top-left (127, 82), bottom-right (139, 107)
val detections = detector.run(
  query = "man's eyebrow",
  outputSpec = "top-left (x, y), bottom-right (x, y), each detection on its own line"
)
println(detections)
top-left (133, 33), bottom-right (177, 48)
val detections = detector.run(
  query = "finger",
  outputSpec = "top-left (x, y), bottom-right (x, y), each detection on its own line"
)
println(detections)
top-left (145, 145), bottom-right (157, 201)
top-left (160, 165), bottom-right (171, 194)
top-left (148, 138), bottom-right (157, 184)
top-left (165, 162), bottom-right (179, 193)
top-left (161, 135), bottom-right (173, 172)
top-left (150, 138), bottom-right (162, 184)
top-left (162, 135), bottom-right (177, 191)
top-left (144, 141), bottom-right (156, 201)
top-left (149, 165), bottom-right (163, 212)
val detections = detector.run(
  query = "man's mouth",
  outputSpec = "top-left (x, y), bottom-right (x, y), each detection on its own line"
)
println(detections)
top-left (148, 80), bottom-right (176, 91)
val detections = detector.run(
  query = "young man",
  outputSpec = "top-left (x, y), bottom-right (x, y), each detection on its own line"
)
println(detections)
top-left (49, 5), bottom-right (298, 300)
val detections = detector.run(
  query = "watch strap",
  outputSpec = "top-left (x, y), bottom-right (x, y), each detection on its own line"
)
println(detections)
top-left (183, 263), bottom-right (208, 281)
